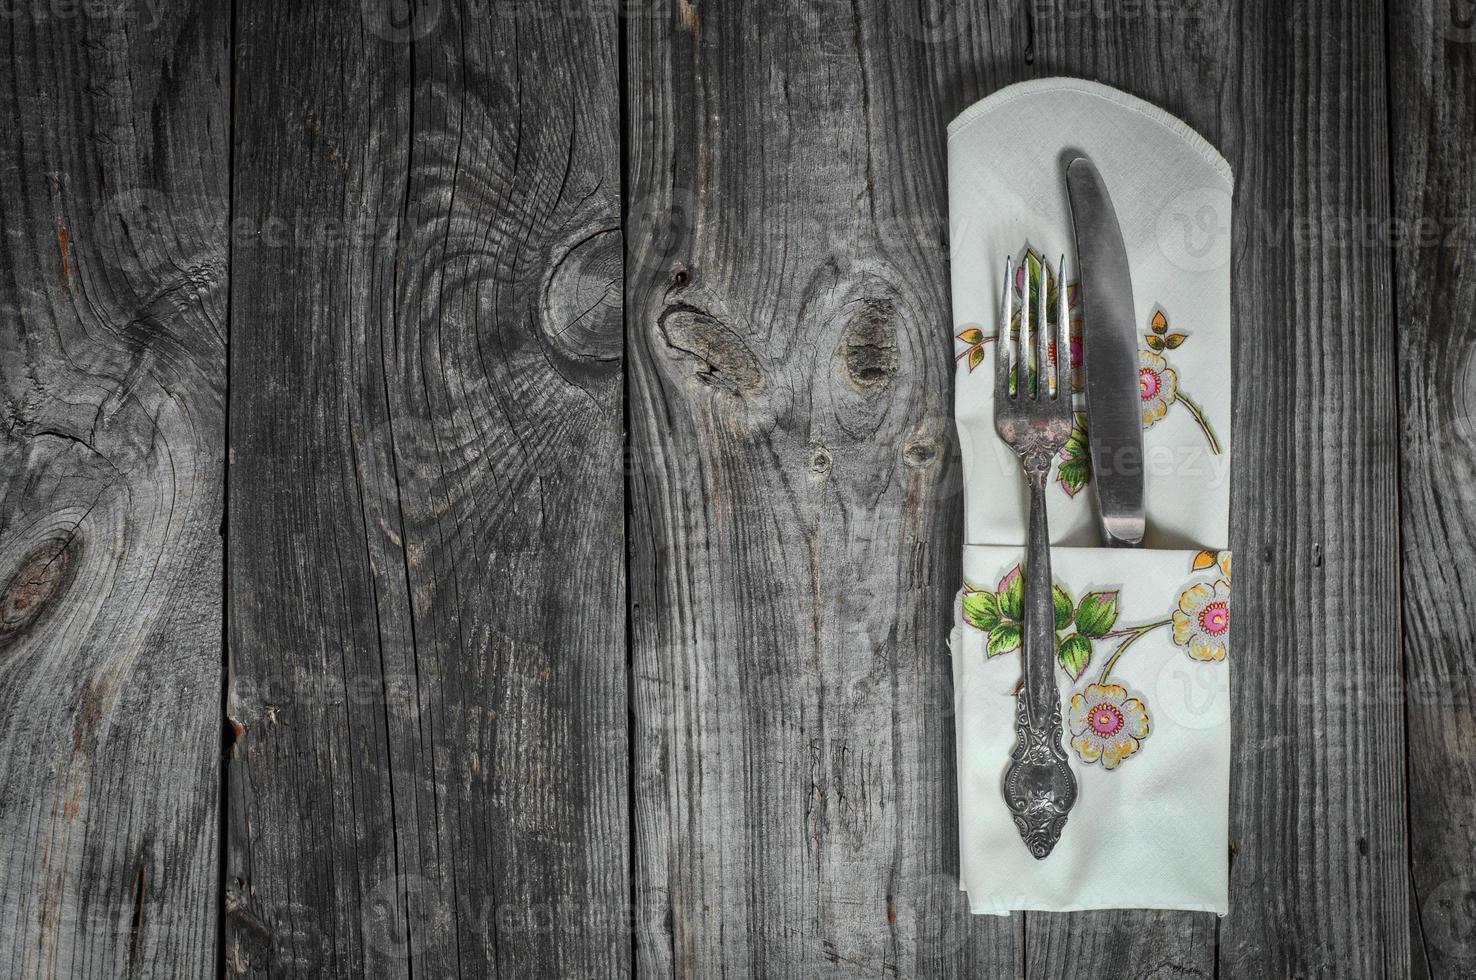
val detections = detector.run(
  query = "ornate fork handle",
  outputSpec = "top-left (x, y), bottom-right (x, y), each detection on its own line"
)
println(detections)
top-left (1000, 455), bottom-right (1078, 859)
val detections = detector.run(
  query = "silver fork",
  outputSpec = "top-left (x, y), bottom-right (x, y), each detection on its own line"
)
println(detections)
top-left (995, 255), bottom-right (1078, 859)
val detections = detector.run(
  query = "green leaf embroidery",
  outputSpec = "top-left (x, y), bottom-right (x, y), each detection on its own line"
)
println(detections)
top-left (1053, 584), bottom-right (1074, 630)
top-left (997, 566), bottom-right (1024, 621)
top-left (1054, 411), bottom-right (1090, 498)
top-left (1164, 332), bottom-right (1187, 349)
top-left (956, 326), bottom-right (984, 345)
top-left (1056, 458), bottom-right (1088, 497)
top-left (962, 590), bottom-right (1000, 632)
top-left (1075, 590), bottom-right (1121, 637)
top-left (1145, 333), bottom-right (1165, 351)
top-left (987, 622), bottom-right (1022, 657)
top-left (1058, 633), bottom-right (1093, 680)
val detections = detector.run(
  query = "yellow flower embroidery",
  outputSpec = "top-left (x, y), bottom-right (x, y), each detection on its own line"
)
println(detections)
top-left (1139, 349), bottom-right (1179, 427)
top-left (1069, 683), bottom-right (1150, 769)
top-left (1172, 579), bottom-right (1231, 661)
top-left (1191, 549), bottom-right (1232, 579)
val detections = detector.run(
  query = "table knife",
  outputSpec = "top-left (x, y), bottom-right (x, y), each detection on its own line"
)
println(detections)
top-left (1066, 156), bottom-right (1145, 547)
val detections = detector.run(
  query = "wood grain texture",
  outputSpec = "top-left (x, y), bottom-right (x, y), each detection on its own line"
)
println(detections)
top-left (1219, 0), bottom-right (1408, 976)
top-left (1389, 2), bottom-right (1476, 977)
top-left (225, 1), bottom-right (628, 976)
top-left (0, 2), bottom-right (228, 977)
top-left (625, 1), bottom-right (1019, 975)
top-left (0, 0), bottom-right (1437, 974)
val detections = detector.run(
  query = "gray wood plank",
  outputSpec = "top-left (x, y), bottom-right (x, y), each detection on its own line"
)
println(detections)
top-left (224, 2), bottom-right (628, 976)
top-left (0, 3), bottom-right (229, 977)
top-left (625, 2), bottom-right (1020, 976)
top-left (1218, 0), bottom-right (1408, 976)
top-left (1389, 3), bottom-right (1476, 977)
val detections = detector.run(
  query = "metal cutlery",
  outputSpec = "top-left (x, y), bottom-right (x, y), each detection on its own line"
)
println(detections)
top-left (1066, 155), bottom-right (1145, 548)
top-left (995, 254), bottom-right (1078, 859)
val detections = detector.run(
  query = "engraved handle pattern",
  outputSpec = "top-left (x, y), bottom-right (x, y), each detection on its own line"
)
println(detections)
top-left (1000, 469), bottom-right (1077, 859)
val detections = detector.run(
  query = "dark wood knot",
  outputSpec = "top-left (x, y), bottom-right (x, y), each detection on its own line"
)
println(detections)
top-left (0, 537), bottom-right (79, 650)
top-left (838, 299), bottom-right (899, 394)
top-left (657, 305), bottom-right (764, 394)
top-left (903, 438), bottom-right (939, 468)
top-left (541, 227), bottom-right (623, 365)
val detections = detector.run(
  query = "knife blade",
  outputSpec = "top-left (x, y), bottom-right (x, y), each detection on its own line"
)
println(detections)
top-left (1066, 155), bottom-right (1145, 547)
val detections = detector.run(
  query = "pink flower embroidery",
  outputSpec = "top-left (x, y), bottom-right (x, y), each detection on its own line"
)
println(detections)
top-left (1172, 579), bottom-right (1231, 661)
top-left (1069, 683), bottom-right (1150, 769)
top-left (1139, 349), bottom-right (1179, 427)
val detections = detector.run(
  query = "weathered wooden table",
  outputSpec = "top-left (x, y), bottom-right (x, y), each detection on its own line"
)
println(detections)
top-left (1, 0), bottom-right (1471, 976)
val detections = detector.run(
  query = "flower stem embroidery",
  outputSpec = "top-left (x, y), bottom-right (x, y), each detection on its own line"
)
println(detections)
top-left (1174, 389), bottom-right (1223, 454)
top-left (1095, 618), bottom-right (1173, 685)
top-left (954, 325), bottom-right (993, 371)
top-left (1141, 306), bottom-right (1222, 455)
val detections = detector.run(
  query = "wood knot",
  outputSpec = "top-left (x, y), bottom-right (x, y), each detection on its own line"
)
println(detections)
top-left (903, 438), bottom-right (939, 468)
top-left (657, 305), bottom-right (763, 394)
top-left (838, 299), bottom-right (899, 393)
top-left (807, 445), bottom-right (832, 476)
top-left (541, 227), bottom-right (622, 365)
top-left (0, 537), bottom-right (79, 650)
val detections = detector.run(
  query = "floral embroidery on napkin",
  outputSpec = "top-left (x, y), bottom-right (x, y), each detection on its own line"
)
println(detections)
top-left (960, 565), bottom-right (1122, 679)
top-left (1142, 307), bottom-right (1222, 453)
top-left (1069, 683), bottom-right (1150, 770)
top-left (1055, 411), bottom-right (1090, 497)
top-left (962, 550), bottom-right (1231, 771)
top-left (1173, 550), bottom-right (1232, 661)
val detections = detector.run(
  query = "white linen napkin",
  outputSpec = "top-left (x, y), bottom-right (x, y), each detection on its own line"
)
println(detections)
top-left (947, 78), bottom-right (1234, 915)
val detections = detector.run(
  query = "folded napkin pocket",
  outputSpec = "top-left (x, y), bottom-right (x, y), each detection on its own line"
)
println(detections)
top-left (946, 78), bottom-right (1234, 915)
top-left (950, 545), bottom-right (1231, 915)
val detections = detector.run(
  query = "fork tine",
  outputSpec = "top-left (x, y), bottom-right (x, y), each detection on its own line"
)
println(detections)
top-left (1020, 256), bottom-right (1031, 398)
top-left (997, 257), bottom-right (1013, 400)
top-left (1055, 255), bottom-right (1067, 398)
top-left (1035, 255), bottom-right (1049, 400)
